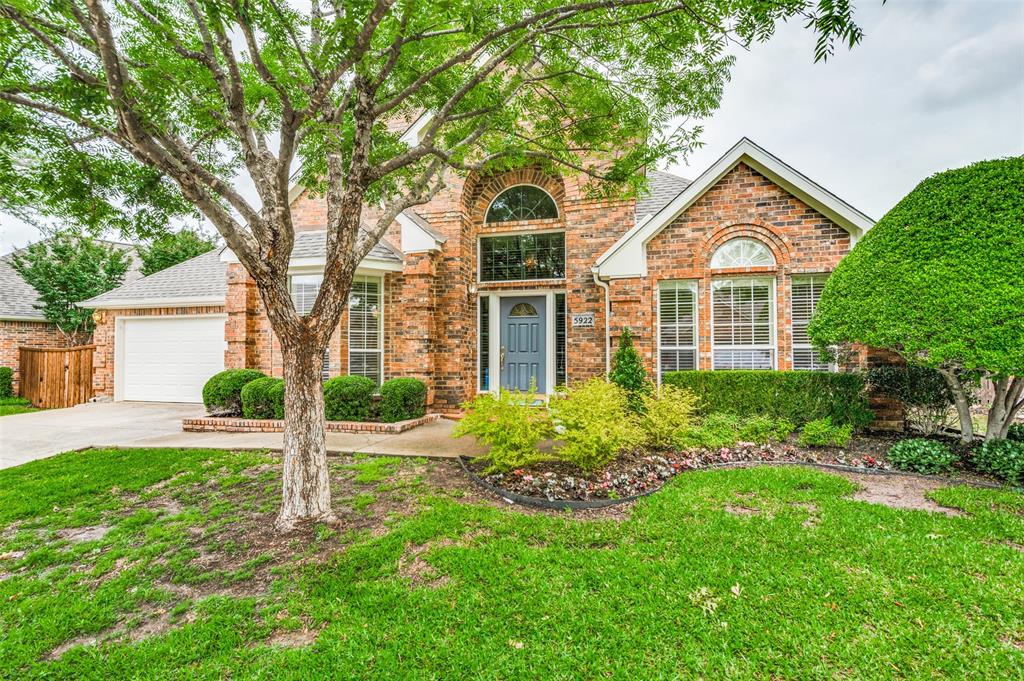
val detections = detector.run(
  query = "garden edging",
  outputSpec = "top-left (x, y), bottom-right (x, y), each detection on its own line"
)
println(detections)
top-left (183, 413), bottom-right (441, 434)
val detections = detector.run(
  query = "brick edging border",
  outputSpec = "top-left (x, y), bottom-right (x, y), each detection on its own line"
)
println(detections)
top-left (183, 413), bottom-right (441, 434)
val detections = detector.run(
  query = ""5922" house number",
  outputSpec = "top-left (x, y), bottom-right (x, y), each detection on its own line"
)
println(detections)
top-left (571, 312), bottom-right (595, 328)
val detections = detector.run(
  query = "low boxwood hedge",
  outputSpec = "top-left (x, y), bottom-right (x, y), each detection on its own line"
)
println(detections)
top-left (379, 377), bottom-right (427, 423)
top-left (661, 370), bottom-right (873, 428)
top-left (323, 375), bottom-right (376, 422)
top-left (240, 377), bottom-right (285, 419)
top-left (202, 369), bottom-right (266, 416)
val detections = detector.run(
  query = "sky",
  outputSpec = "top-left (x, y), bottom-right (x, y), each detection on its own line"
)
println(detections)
top-left (1, 0), bottom-right (1021, 253)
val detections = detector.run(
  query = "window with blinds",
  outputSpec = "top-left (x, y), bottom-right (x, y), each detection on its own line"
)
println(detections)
top-left (658, 280), bottom-right (697, 377)
top-left (791, 275), bottom-right (832, 371)
top-left (291, 274), bottom-right (322, 316)
top-left (711, 278), bottom-right (774, 370)
top-left (349, 276), bottom-right (383, 384)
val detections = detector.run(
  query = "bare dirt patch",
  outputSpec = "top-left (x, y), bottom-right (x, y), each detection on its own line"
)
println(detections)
top-left (724, 504), bottom-right (761, 517)
top-left (57, 525), bottom-right (112, 542)
top-left (836, 471), bottom-right (966, 516)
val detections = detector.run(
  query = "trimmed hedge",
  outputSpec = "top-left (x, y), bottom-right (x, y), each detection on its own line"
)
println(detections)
top-left (323, 375), bottom-right (376, 422)
top-left (662, 370), bottom-right (873, 428)
top-left (0, 367), bottom-right (12, 399)
top-left (240, 377), bottom-right (285, 419)
top-left (202, 369), bottom-right (266, 416)
top-left (379, 377), bottom-right (427, 423)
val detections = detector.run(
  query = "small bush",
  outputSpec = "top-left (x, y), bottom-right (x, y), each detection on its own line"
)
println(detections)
top-left (662, 370), bottom-right (873, 428)
top-left (0, 367), bottom-right (12, 398)
top-left (676, 413), bottom-right (743, 450)
top-left (972, 439), bottom-right (1024, 486)
top-left (379, 377), bottom-right (427, 423)
top-left (609, 328), bottom-right (652, 412)
top-left (887, 439), bottom-right (959, 474)
top-left (453, 388), bottom-right (554, 473)
top-left (202, 369), bottom-right (266, 416)
top-left (739, 416), bottom-right (796, 444)
top-left (868, 365), bottom-right (957, 435)
top-left (640, 384), bottom-right (698, 450)
top-left (1007, 423), bottom-right (1024, 443)
top-left (550, 378), bottom-right (643, 473)
top-left (240, 377), bottom-right (285, 419)
top-left (323, 375), bottom-right (377, 422)
top-left (0, 396), bottom-right (31, 406)
top-left (798, 417), bottom-right (853, 448)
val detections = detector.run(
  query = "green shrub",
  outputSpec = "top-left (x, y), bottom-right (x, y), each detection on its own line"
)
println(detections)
top-left (1007, 423), bottom-right (1024, 443)
top-left (972, 439), bottom-right (1024, 486)
top-left (0, 367), bottom-right (12, 398)
top-left (240, 377), bottom-right (285, 419)
top-left (887, 439), bottom-right (959, 474)
top-left (609, 328), bottom-right (652, 412)
top-left (676, 413), bottom-right (742, 450)
top-left (798, 417), bottom-right (853, 448)
top-left (662, 370), bottom-right (873, 428)
top-left (640, 384), bottom-right (698, 450)
top-left (867, 364), bottom-right (957, 435)
top-left (379, 377), bottom-right (427, 423)
top-left (323, 375), bottom-right (377, 422)
top-left (739, 416), bottom-right (796, 444)
top-left (550, 378), bottom-right (643, 473)
top-left (0, 396), bottom-right (31, 406)
top-left (453, 388), bottom-right (554, 473)
top-left (202, 369), bottom-right (265, 416)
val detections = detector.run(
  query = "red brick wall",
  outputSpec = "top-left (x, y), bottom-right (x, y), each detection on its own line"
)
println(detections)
top-left (91, 306), bottom-right (226, 398)
top-left (0, 320), bottom-right (69, 394)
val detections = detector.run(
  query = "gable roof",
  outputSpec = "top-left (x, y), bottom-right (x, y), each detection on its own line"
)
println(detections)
top-left (0, 240), bottom-right (142, 321)
top-left (288, 229), bottom-right (403, 264)
top-left (635, 170), bottom-right (691, 220)
top-left (81, 247), bottom-right (227, 309)
top-left (596, 137), bottom-right (875, 278)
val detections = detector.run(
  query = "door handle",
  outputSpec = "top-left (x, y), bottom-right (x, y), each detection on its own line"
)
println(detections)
top-left (500, 346), bottom-right (506, 370)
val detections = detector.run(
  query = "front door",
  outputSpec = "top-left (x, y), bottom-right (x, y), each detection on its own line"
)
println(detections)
top-left (499, 296), bottom-right (546, 393)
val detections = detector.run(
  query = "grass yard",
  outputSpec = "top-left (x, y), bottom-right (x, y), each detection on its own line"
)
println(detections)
top-left (0, 397), bottom-right (38, 417)
top-left (0, 448), bottom-right (1021, 679)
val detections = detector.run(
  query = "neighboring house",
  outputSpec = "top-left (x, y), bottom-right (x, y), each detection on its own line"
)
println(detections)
top-left (0, 240), bottom-right (140, 393)
top-left (82, 137), bottom-right (874, 408)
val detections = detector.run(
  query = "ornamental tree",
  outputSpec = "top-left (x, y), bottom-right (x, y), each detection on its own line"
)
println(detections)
top-left (809, 158), bottom-right (1024, 442)
top-left (137, 228), bottom-right (216, 275)
top-left (0, 0), bottom-right (862, 529)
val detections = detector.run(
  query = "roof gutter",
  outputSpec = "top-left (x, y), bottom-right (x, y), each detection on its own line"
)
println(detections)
top-left (77, 295), bottom-right (226, 310)
top-left (591, 267), bottom-right (611, 375)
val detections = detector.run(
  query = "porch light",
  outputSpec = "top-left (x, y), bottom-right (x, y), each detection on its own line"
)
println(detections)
top-left (92, 310), bottom-right (106, 325)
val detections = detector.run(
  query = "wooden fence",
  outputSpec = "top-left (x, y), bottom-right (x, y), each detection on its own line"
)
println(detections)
top-left (19, 345), bottom-right (95, 409)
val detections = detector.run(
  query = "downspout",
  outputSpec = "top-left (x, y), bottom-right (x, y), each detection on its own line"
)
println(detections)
top-left (591, 267), bottom-right (611, 375)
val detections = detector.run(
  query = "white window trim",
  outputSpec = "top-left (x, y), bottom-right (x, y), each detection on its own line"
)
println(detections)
top-left (483, 183), bottom-right (561, 222)
top-left (711, 277), bottom-right (777, 370)
top-left (477, 230), bottom-right (567, 284)
top-left (791, 274), bottom-right (835, 372)
top-left (348, 275), bottom-right (385, 385)
top-left (656, 280), bottom-right (699, 383)
top-left (710, 237), bottom-right (777, 269)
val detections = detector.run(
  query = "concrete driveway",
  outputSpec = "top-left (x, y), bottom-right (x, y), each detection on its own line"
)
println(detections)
top-left (0, 401), bottom-right (205, 469)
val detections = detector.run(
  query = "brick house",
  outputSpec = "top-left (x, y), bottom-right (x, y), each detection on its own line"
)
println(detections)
top-left (82, 138), bottom-right (874, 410)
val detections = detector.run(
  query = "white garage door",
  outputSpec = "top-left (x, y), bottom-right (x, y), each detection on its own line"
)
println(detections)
top-left (120, 316), bottom-right (226, 402)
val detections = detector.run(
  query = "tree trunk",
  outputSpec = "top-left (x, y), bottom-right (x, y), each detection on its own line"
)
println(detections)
top-left (986, 376), bottom-right (1024, 441)
top-left (276, 338), bottom-right (334, 530)
top-left (938, 367), bottom-right (974, 444)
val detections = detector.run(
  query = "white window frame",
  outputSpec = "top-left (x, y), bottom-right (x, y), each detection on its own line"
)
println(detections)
top-left (791, 274), bottom-right (835, 372)
top-left (484, 184), bottom-right (561, 223)
top-left (348, 275), bottom-right (385, 385)
top-left (289, 274), bottom-right (330, 380)
top-left (656, 280), bottom-right (699, 382)
top-left (711, 277), bottom-right (776, 370)
top-left (710, 238), bottom-right (777, 269)
top-left (477, 228), bottom-right (567, 284)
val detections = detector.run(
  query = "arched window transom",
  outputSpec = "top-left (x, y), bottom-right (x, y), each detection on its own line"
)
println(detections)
top-left (710, 238), bottom-right (776, 269)
top-left (509, 303), bottom-right (539, 317)
top-left (485, 185), bottom-right (558, 223)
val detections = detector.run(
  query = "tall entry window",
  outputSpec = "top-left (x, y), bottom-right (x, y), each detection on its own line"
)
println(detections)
top-left (479, 232), bottom-right (565, 282)
top-left (658, 280), bottom-right (697, 378)
top-left (791, 275), bottom-right (832, 371)
top-left (349, 276), bottom-right (383, 384)
top-left (712, 278), bottom-right (775, 370)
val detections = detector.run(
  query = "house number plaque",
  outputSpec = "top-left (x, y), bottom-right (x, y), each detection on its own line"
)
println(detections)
top-left (571, 312), bottom-right (595, 328)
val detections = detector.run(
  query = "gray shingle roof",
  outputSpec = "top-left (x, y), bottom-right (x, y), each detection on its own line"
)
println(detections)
top-left (0, 241), bottom-right (142, 320)
top-left (81, 247), bottom-right (227, 308)
top-left (401, 210), bottom-right (447, 243)
top-left (635, 170), bottom-right (691, 220)
top-left (291, 230), bottom-right (403, 262)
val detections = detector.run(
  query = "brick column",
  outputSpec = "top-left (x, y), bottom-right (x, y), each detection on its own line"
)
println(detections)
top-left (224, 263), bottom-right (257, 369)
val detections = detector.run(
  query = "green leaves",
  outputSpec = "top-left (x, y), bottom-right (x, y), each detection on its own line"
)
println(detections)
top-left (137, 228), bottom-right (217, 276)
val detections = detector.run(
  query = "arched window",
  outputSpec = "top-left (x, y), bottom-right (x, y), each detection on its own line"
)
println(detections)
top-left (509, 302), bottom-right (539, 317)
top-left (485, 185), bottom-right (559, 223)
top-left (710, 238), bottom-right (776, 269)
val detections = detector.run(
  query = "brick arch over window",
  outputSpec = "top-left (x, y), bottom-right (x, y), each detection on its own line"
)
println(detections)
top-left (462, 168), bottom-right (566, 223)
top-left (699, 223), bottom-right (792, 271)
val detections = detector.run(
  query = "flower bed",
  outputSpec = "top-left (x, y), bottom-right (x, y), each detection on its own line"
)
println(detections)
top-left (183, 413), bottom-right (441, 435)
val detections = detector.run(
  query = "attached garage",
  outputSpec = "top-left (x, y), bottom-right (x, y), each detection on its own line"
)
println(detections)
top-left (117, 315), bottom-right (226, 402)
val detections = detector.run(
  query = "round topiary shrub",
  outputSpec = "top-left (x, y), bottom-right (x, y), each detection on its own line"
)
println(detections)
top-left (972, 439), bottom-right (1024, 486)
top-left (240, 377), bottom-right (285, 419)
top-left (323, 375), bottom-right (376, 422)
top-left (202, 369), bottom-right (266, 416)
top-left (887, 438), bottom-right (959, 475)
top-left (379, 377), bottom-right (427, 423)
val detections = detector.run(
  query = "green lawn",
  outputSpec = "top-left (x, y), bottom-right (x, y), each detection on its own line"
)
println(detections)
top-left (0, 448), bottom-right (1021, 679)
top-left (0, 397), bottom-right (37, 416)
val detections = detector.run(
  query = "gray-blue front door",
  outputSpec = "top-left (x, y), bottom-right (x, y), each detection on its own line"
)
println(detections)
top-left (499, 296), bottom-right (546, 393)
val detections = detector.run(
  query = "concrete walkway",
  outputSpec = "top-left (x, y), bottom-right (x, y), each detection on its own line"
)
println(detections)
top-left (0, 401), bottom-right (484, 470)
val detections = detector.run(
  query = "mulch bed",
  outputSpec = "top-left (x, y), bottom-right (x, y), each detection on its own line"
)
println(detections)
top-left (468, 434), bottom-right (1000, 502)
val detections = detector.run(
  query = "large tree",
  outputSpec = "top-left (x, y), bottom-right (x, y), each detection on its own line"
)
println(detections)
top-left (810, 158), bottom-right (1024, 442)
top-left (0, 0), bottom-right (862, 529)
top-left (137, 227), bottom-right (216, 275)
